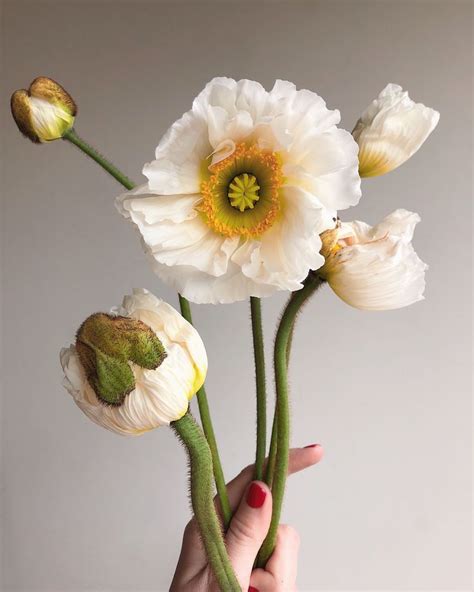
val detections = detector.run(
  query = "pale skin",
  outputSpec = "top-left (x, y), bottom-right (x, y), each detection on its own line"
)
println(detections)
top-left (171, 445), bottom-right (323, 592)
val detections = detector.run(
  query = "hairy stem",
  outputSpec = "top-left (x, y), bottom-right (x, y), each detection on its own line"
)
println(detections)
top-left (63, 128), bottom-right (135, 190)
top-left (250, 297), bottom-right (267, 482)
top-left (172, 412), bottom-right (240, 591)
top-left (178, 295), bottom-right (232, 529)
top-left (63, 130), bottom-right (231, 528)
top-left (257, 274), bottom-right (322, 566)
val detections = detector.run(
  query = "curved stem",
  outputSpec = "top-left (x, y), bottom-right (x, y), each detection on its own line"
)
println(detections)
top-left (63, 130), bottom-right (231, 529)
top-left (178, 294), bottom-right (232, 529)
top-left (257, 275), bottom-right (322, 567)
top-left (63, 129), bottom-right (135, 190)
top-left (172, 412), bottom-right (240, 591)
top-left (250, 297), bottom-right (267, 482)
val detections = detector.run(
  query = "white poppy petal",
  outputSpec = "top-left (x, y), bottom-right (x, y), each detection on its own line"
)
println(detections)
top-left (324, 209), bottom-right (427, 310)
top-left (353, 83), bottom-right (440, 177)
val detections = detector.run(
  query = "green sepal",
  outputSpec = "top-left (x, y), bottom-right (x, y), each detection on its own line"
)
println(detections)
top-left (76, 313), bottom-right (167, 406)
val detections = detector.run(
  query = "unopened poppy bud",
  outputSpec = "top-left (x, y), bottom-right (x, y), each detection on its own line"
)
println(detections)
top-left (61, 289), bottom-right (208, 435)
top-left (11, 76), bottom-right (76, 143)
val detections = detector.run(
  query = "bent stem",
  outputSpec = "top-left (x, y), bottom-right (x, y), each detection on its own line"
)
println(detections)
top-left (257, 274), bottom-right (322, 567)
top-left (178, 294), bottom-right (232, 529)
top-left (63, 129), bottom-right (231, 528)
top-left (172, 412), bottom-right (240, 591)
top-left (264, 317), bottom-right (295, 488)
top-left (250, 297), bottom-right (267, 481)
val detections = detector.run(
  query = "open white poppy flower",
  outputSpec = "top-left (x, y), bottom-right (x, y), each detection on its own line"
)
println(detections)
top-left (353, 83), bottom-right (439, 177)
top-left (320, 209), bottom-right (427, 310)
top-left (60, 289), bottom-right (207, 435)
top-left (116, 77), bottom-right (361, 304)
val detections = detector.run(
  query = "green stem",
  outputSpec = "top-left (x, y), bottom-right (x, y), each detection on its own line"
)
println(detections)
top-left (178, 294), bottom-right (232, 529)
top-left (250, 297), bottom-right (267, 482)
top-left (257, 274), bottom-right (322, 567)
top-left (264, 318), bottom-right (295, 488)
top-left (63, 128), bottom-right (135, 190)
top-left (172, 412), bottom-right (240, 591)
top-left (63, 129), bottom-right (231, 529)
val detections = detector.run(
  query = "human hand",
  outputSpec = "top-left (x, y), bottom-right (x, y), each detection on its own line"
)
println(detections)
top-left (170, 444), bottom-right (323, 591)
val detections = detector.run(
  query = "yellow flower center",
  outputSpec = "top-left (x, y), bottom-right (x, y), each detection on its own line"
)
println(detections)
top-left (199, 143), bottom-right (283, 239)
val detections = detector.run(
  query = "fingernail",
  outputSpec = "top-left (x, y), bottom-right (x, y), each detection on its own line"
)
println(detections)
top-left (248, 587), bottom-right (259, 592)
top-left (304, 443), bottom-right (321, 448)
top-left (246, 482), bottom-right (267, 508)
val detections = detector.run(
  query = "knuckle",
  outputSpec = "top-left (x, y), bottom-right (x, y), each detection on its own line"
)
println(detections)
top-left (230, 515), bottom-right (256, 544)
top-left (279, 523), bottom-right (300, 547)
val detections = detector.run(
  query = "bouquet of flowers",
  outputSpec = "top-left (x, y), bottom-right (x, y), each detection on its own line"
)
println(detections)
top-left (11, 76), bottom-right (438, 590)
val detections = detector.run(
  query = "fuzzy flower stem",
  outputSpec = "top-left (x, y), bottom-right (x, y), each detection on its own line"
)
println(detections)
top-left (62, 130), bottom-right (231, 528)
top-left (258, 274), bottom-right (322, 567)
top-left (172, 412), bottom-right (240, 591)
top-left (63, 129), bottom-right (135, 190)
top-left (250, 297), bottom-right (267, 482)
top-left (178, 294), bottom-right (232, 529)
top-left (264, 318), bottom-right (295, 488)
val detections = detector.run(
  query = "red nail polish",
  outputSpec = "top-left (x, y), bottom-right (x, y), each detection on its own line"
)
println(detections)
top-left (304, 443), bottom-right (320, 448)
top-left (246, 482), bottom-right (267, 508)
top-left (248, 587), bottom-right (259, 592)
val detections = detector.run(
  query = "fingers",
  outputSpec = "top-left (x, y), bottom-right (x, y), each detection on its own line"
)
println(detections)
top-left (222, 445), bottom-right (323, 514)
top-left (225, 481), bottom-right (272, 588)
top-left (265, 524), bottom-right (300, 588)
top-left (248, 524), bottom-right (300, 591)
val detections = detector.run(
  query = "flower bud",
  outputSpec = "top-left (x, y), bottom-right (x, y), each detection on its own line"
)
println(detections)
top-left (11, 76), bottom-right (76, 143)
top-left (320, 209), bottom-right (427, 311)
top-left (61, 289), bottom-right (208, 435)
top-left (353, 83), bottom-right (439, 177)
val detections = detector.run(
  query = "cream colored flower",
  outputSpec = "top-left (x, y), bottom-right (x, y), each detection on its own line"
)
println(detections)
top-left (11, 77), bottom-right (76, 143)
top-left (320, 209), bottom-right (427, 310)
top-left (116, 78), bottom-right (361, 304)
top-left (353, 83), bottom-right (439, 177)
top-left (60, 289), bottom-right (207, 435)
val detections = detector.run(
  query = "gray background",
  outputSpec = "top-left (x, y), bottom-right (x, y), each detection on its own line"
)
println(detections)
top-left (1, 1), bottom-right (472, 590)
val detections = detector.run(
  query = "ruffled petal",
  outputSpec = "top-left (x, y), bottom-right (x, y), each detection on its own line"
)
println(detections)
top-left (143, 110), bottom-right (210, 194)
top-left (325, 209), bottom-right (427, 311)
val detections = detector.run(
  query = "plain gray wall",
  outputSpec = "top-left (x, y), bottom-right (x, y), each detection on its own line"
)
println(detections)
top-left (1, 1), bottom-right (472, 591)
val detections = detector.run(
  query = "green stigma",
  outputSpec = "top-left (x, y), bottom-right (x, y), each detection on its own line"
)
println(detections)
top-left (228, 173), bottom-right (260, 212)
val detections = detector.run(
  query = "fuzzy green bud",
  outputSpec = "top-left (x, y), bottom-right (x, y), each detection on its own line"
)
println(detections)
top-left (75, 313), bottom-right (167, 406)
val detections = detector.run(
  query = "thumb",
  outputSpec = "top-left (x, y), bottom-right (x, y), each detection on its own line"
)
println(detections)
top-left (225, 481), bottom-right (272, 587)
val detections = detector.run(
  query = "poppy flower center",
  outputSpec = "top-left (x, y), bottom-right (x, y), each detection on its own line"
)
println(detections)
top-left (199, 143), bottom-right (283, 239)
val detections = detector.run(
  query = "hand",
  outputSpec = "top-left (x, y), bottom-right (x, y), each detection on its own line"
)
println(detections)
top-left (170, 445), bottom-right (323, 591)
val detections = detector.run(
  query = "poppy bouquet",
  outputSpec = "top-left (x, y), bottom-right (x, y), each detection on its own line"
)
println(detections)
top-left (11, 76), bottom-right (438, 590)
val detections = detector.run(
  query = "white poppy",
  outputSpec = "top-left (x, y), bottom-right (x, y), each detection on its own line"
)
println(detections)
top-left (320, 209), bottom-right (427, 311)
top-left (353, 83), bottom-right (439, 177)
top-left (11, 77), bottom-right (76, 143)
top-left (116, 78), bottom-right (361, 304)
top-left (60, 289), bottom-right (207, 435)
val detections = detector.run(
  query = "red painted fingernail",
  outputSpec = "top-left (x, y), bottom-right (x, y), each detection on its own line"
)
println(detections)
top-left (246, 482), bottom-right (267, 508)
top-left (304, 443), bottom-right (321, 448)
top-left (249, 587), bottom-right (259, 592)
